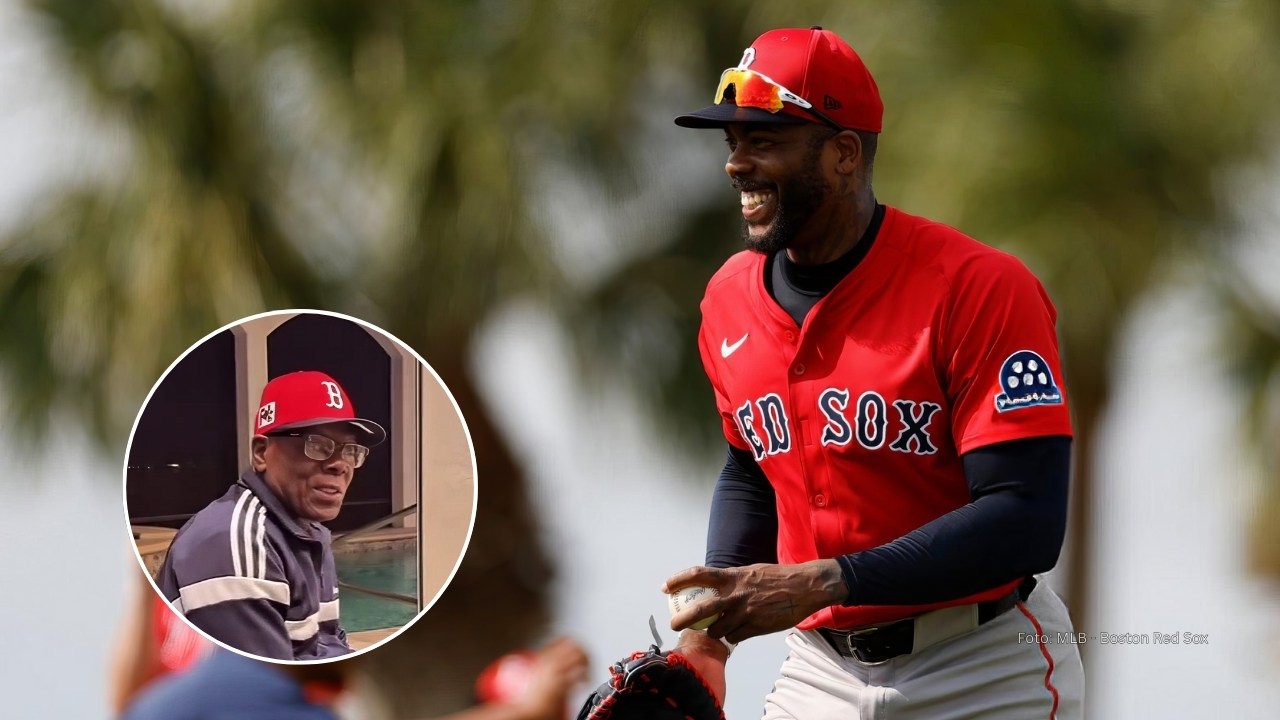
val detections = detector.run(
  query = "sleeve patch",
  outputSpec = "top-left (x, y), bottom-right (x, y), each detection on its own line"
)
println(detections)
top-left (994, 350), bottom-right (1063, 413)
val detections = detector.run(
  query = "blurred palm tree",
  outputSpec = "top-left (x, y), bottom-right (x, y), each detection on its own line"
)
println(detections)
top-left (0, 0), bottom-right (662, 712)
top-left (2, 0), bottom-right (1279, 713)
top-left (1223, 277), bottom-right (1280, 580)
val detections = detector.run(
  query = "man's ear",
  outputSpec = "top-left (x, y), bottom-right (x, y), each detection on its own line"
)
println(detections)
top-left (831, 130), bottom-right (862, 176)
top-left (251, 435), bottom-right (270, 472)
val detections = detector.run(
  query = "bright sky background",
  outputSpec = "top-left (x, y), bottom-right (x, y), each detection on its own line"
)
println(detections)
top-left (1, 3), bottom-right (1278, 717)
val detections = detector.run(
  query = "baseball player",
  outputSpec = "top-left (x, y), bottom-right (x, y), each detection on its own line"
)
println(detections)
top-left (660, 27), bottom-right (1085, 718)
top-left (155, 370), bottom-right (386, 661)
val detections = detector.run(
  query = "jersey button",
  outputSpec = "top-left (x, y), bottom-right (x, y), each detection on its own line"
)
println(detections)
top-left (814, 494), bottom-right (826, 507)
top-left (793, 363), bottom-right (806, 376)
top-left (785, 331), bottom-right (796, 342)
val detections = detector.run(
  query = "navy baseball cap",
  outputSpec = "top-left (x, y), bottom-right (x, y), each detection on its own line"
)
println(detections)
top-left (675, 27), bottom-right (883, 132)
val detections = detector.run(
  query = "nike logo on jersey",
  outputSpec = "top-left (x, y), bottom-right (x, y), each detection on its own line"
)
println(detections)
top-left (721, 334), bottom-right (749, 358)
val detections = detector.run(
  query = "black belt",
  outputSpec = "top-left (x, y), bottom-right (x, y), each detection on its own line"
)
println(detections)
top-left (819, 577), bottom-right (1037, 664)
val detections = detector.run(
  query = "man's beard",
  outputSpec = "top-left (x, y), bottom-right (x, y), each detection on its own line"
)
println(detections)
top-left (740, 159), bottom-right (828, 255)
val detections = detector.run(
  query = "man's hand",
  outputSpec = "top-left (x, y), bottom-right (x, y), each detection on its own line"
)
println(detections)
top-left (671, 630), bottom-right (727, 706)
top-left (662, 560), bottom-right (847, 643)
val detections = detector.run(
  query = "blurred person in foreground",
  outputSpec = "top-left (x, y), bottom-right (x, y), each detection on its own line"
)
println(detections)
top-left (155, 370), bottom-right (387, 660)
top-left (116, 562), bottom-right (589, 719)
top-left (117, 638), bottom-right (589, 720)
top-left (111, 571), bottom-right (213, 714)
top-left (661, 27), bottom-right (1084, 718)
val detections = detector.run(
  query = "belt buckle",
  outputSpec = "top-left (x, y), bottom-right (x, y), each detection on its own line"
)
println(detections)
top-left (843, 627), bottom-right (892, 666)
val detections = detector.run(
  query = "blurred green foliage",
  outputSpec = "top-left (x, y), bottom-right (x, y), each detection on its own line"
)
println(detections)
top-left (3, 0), bottom-right (1280, 712)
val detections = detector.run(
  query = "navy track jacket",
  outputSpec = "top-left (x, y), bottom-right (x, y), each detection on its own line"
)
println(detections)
top-left (156, 469), bottom-right (351, 660)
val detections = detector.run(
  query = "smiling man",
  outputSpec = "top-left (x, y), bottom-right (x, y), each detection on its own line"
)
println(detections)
top-left (661, 27), bottom-right (1085, 719)
top-left (155, 370), bottom-right (386, 661)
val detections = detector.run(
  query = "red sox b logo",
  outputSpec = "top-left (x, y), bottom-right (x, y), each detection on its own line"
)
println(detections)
top-left (735, 388), bottom-right (940, 461)
top-left (321, 381), bottom-right (344, 409)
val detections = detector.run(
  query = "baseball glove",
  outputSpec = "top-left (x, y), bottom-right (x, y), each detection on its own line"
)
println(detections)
top-left (576, 619), bottom-right (725, 720)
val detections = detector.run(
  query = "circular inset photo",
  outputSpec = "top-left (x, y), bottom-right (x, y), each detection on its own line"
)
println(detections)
top-left (124, 310), bottom-right (477, 664)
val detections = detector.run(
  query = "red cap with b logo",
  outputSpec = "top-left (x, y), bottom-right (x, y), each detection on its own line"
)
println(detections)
top-left (255, 370), bottom-right (387, 446)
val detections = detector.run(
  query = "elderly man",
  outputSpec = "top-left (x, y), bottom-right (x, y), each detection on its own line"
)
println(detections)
top-left (662, 26), bottom-right (1085, 719)
top-left (155, 370), bottom-right (386, 661)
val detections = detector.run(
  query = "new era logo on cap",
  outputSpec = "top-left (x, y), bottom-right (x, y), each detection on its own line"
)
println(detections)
top-left (256, 370), bottom-right (387, 445)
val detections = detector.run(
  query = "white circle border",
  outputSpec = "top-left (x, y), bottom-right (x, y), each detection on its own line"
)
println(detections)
top-left (121, 308), bottom-right (480, 666)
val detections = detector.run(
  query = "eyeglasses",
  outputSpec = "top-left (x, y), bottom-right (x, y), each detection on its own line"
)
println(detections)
top-left (271, 433), bottom-right (370, 468)
top-left (714, 67), bottom-right (845, 131)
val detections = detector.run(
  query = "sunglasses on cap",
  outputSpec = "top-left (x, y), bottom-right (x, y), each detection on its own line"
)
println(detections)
top-left (714, 67), bottom-right (845, 132)
top-left (270, 432), bottom-right (370, 469)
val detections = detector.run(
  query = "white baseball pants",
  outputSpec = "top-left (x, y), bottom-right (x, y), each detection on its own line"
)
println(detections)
top-left (761, 580), bottom-right (1084, 719)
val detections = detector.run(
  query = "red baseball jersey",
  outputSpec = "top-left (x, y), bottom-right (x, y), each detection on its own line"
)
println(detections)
top-left (698, 205), bottom-right (1073, 630)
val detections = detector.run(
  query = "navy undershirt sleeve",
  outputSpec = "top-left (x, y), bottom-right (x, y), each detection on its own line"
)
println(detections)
top-left (705, 445), bottom-right (778, 568)
top-left (835, 435), bottom-right (1072, 605)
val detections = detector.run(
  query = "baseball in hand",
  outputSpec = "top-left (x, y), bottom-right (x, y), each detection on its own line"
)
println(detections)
top-left (668, 585), bottom-right (720, 630)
